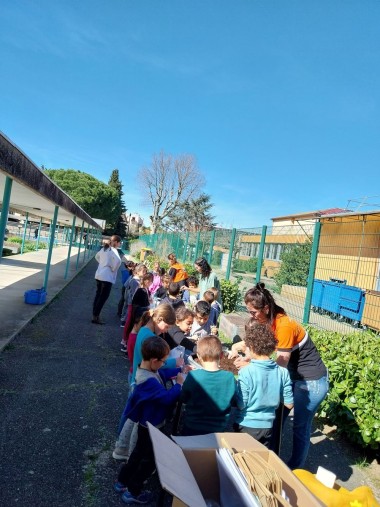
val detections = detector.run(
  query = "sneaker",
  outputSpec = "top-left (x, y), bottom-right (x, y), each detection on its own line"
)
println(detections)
top-left (120, 345), bottom-right (127, 354)
top-left (112, 447), bottom-right (129, 460)
top-left (114, 481), bottom-right (128, 493)
top-left (120, 322), bottom-right (125, 328)
top-left (121, 490), bottom-right (153, 504)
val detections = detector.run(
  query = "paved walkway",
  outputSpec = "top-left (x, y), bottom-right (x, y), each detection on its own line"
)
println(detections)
top-left (0, 258), bottom-right (155, 506)
top-left (0, 256), bottom-right (379, 506)
top-left (0, 246), bottom-right (93, 349)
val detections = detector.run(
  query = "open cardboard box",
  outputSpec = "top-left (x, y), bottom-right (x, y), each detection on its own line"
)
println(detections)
top-left (148, 423), bottom-right (324, 507)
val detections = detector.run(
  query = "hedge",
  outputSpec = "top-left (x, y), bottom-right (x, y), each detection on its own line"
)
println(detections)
top-left (310, 328), bottom-right (380, 449)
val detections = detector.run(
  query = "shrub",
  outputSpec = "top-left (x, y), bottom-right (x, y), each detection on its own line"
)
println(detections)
top-left (2, 248), bottom-right (13, 256)
top-left (310, 327), bottom-right (380, 449)
top-left (7, 236), bottom-right (47, 250)
top-left (211, 250), bottom-right (223, 267)
top-left (274, 241), bottom-right (312, 290)
top-left (129, 239), bottom-right (146, 257)
top-left (183, 263), bottom-right (198, 277)
top-left (233, 257), bottom-right (258, 273)
top-left (220, 279), bottom-right (241, 313)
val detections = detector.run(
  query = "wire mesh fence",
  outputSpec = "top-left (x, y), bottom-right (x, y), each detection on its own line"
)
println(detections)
top-left (138, 215), bottom-right (380, 334)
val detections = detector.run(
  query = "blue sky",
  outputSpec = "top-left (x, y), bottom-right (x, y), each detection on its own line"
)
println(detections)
top-left (1, 0), bottom-right (379, 228)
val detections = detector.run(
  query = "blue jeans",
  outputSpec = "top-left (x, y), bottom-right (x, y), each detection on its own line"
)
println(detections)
top-left (286, 376), bottom-right (329, 470)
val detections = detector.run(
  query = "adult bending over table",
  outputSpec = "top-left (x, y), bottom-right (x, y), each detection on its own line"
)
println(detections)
top-left (229, 283), bottom-right (328, 470)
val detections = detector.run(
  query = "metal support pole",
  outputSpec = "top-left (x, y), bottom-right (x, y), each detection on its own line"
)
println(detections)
top-left (193, 231), bottom-right (201, 262)
top-left (64, 216), bottom-right (76, 279)
top-left (76, 221), bottom-right (85, 270)
top-left (21, 212), bottom-right (29, 254)
top-left (35, 218), bottom-right (42, 250)
top-left (0, 176), bottom-right (13, 262)
top-left (208, 230), bottom-right (216, 265)
top-left (303, 221), bottom-right (322, 324)
top-left (255, 226), bottom-right (267, 284)
top-left (225, 228), bottom-right (237, 281)
top-left (43, 206), bottom-right (59, 290)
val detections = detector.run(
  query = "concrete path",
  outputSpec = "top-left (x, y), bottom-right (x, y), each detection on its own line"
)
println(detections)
top-left (0, 246), bottom-right (92, 349)
top-left (0, 257), bottom-right (379, 506)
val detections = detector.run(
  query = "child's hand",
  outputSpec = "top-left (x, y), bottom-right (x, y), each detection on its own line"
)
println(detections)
top-left (234, 356), bottom-right (250, 370)
top-left (181, 364), bottom-right (192, 374)
top-left (175, 357), bottom-right (185, 368)
top-left (228, 341), bottom-right (245, 359)
top-left (176, 372), bottom-right (186, 385)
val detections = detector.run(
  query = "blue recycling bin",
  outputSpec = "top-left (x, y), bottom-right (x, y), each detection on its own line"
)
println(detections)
top-left (338, 285), bottom-right (365, 323)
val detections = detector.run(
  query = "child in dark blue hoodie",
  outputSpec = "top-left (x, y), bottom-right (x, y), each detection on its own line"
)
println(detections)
top-left (114, 336), bottom-right (185, 505)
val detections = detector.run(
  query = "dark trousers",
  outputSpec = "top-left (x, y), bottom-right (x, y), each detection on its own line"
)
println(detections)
top-left (235, 424), bottom-right (272, 448)
top-left (92, 280), bottom-right (112, 317)
top-left (118, 424), bottom-right (156, 496)
top-left (117, 286), bottom-right (125, 317)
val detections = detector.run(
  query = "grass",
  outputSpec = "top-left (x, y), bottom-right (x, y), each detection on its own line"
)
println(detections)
top-left (354, 456), bottom-right (371, 469)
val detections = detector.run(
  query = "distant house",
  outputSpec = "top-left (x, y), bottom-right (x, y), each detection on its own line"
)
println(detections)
top-left (316, 209), bottom-right (380, 292)
top-left (238, 208), bottom-right (348, 278)
top-left (125, 213), bottom-right (143, 235)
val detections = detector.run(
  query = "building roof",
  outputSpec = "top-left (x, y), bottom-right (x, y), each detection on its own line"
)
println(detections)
top-left (0, 132), bottom-right (101, 228)
top-left (271, 208), bottom-right (349, 222)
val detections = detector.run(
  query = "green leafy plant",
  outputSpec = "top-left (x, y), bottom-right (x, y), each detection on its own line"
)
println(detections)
top-left (183, 263), bottom-right (198, 277)
top-left (274, 241), bottom-right (312, 290)
top-left (7, 236), bottom-right (48, 251)
top-left (211, 250), bottom-right (223, 267)
top-left (220, 279), bottom-right (240, 313)
top-left (233, 257), bottom-right (258, 273)
top-left (310, 327), bottom-right (380, 450)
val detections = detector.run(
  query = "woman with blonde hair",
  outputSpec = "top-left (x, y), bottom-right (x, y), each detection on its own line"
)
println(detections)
top-left (92, 235), bottom-right (122, 324)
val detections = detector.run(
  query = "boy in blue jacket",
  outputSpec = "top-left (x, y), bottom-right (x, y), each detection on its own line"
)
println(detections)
top-left (114, 336), bottom-right (185, 505)
top-left (235, 323), bottom-right (294, 448)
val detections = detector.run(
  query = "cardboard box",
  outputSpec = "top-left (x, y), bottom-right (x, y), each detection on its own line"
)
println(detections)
top-left (148, 423), bottom-right (324, 507)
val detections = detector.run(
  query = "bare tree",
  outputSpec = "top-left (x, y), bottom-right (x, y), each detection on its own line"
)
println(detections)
top-left (138, 151), bottom-right (204, 233)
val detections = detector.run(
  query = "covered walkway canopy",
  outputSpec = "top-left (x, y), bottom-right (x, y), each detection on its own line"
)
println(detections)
top-left (0, 131), bottom-right (101, 238)
top-left (0, 132), bottom-right (103, 326)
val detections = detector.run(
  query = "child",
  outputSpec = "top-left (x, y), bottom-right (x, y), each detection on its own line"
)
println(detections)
top-left (164, 307), bottom-right (197, 354)
top-left (180, 335), bottom-right (236, 435)
top-left (112, 311), bottom-right (144, 461)
top-left (131, 304), bottom-right (183, 386)
top-left (182, 275), bottom-right (199, 305)
top-left (235, 323), bottom-right (294, 448)
top-left (149, 262), bottom-right (164, 296)
top-left (120, 263), bottom-right (147, 326)
top-left (160, 282), bottom-right (185, 311)
top-left (202, 290), bottom-right (219, 327)
top-left (190, 300), bottom-right (212, 339)
top-left (118, 261), bottom-right (136, 317)
top-left (114, 336), bottom-right (185, 504)
top-left (210, 287), bottom-right (222, 317)
top-left (154, 274), bottom-right (171, 301)
top-left (131, 273), bottom-right (153, 312)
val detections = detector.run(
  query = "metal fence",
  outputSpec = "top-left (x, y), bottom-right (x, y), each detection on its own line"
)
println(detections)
top-left (138, 216), bottom-right (380, 334)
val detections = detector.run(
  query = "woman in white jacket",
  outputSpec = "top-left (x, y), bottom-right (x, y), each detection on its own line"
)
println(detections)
top-left (92, 235), bottom-right (122, 324)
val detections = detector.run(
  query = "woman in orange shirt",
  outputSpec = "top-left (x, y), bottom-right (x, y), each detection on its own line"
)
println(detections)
top-left (167, 252), bottom-right (188, 284)
top-left (231, 283), bottom-right (328, 470)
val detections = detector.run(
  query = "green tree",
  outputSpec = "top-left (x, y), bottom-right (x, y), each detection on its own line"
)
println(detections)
top-left (274, 241), bottom-right (312, 290)
top-left (165, 193), bottom-right (216, 232)
top-left (44, 169), bottom-right (119, 230)
top-left (106, 169), bottom-right (127, 236)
